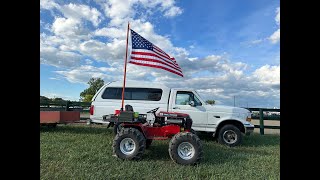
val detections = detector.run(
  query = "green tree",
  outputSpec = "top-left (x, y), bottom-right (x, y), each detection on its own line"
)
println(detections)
top-left (83, 94), bottom-right (94, 102)
top-left (40, 96), bottom-right (50, 103)
top-left (80, 78), bottom-right (104, 102)
top-left (52, 97), bottom-right (66, 103)
top-left (205, 100), bottom-right (215, 105)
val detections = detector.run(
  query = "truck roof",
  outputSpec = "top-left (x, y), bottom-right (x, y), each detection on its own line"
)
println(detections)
top-left (105, 80), bottom-right (170, 90)
top-left (102, 80), bottom-right (195, 92)
top-left (171, 88), bottom-right (195, 91)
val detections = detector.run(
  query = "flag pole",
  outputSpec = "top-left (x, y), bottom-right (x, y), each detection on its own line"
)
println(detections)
top-left (121, 22), bottom-right (130, 111)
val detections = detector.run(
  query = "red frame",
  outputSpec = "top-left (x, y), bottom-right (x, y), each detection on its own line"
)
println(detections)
top-left (122, 123), bottom-right (189, 140)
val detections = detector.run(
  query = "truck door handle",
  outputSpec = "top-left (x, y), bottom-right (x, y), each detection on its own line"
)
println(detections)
top-left (173, 107), bottom-right (180, 109)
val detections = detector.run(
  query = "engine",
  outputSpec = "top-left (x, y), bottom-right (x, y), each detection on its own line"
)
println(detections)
top-left (153, 111), bottom-right (193, 130)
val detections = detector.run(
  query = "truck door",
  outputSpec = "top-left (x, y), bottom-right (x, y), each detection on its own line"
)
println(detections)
top-left (170, 91), bottom-right (208, 131)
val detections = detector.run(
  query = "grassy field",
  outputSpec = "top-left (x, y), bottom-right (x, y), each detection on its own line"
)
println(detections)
top-left (40, 124), bottom-right (280, 180)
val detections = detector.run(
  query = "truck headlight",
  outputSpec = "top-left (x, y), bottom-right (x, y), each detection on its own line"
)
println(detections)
top-left (246, 116), bottom-right (251, 122)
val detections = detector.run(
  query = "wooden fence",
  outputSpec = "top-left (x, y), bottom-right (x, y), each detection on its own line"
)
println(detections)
top-left (246, 108), bottom-right (280, 135)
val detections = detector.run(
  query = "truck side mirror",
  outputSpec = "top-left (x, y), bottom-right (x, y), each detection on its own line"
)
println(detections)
top-left (189, 101), bottom-right (195, 107)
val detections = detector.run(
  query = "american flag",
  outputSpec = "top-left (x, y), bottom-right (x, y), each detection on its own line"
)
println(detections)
top-left (129, 29), bottom-right (183, 77)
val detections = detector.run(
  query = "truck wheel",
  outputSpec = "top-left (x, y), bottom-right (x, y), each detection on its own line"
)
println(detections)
top-left (218, 124), bottom-right (242, 147)
top-left (113, 128), bottom-right (146, 160)
top-left (146, 139), bottom-right (152, 149)
top-left (168, 132), bottom-right (203, 165)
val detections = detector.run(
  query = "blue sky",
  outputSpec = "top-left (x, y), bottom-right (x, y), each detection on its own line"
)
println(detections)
top-left (40, 0), bottom-right (280, 108)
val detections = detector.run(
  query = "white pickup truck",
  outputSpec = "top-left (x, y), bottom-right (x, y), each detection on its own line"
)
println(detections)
top-left (89, 80), bottom-right (254, 146)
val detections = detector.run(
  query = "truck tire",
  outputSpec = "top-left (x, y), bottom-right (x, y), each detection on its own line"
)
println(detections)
top-left (218, 124), bottom-right (242, 147)
top-left (168, 132), bottom-right (203, 165)
top-left (113, 128), bottom-right (146, 160)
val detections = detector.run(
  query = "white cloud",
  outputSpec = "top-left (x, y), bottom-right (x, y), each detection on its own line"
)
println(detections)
top-left (164, 6), bottom-right (183, 17)
top-left (275, 7), bottom-right (280, 25)
top-left (55, 65), bottom-right (120, 84)
top-left (49, 77), bottom-right (60, 80)
top-left (59, 4), bottom-right (103, 27)
top-left (188, 57), bottom-right (198, 61)
top-left (40, 49), bottom-right (82, 68)
top-left (141, 0), bottom-right (183, 17)
top-left (100, 0), bottom-right (182, 26)
top-left (40, 33), bottom-right (82, 67)
top-left (269, 29), bottom-right (280, 44)
top-left (85, 59), bottom-right (93, 64)
top-left (79, 38), bottom-right (126, 62)
top-left (52, 17), bottom-right (81, 36)
top-left (252, 65), bottom-right (280, 85)
top-left (103, 0), bottom-right (135, 21)
top-left (40, 0), bottom-right (59, 10)
top-left (269, 7), bottom-right (280, 44)
top-left (94, 27), bottom-right (127, 39)
top-left (250, 39), bottom-right (263, 44)
top-left (41, 2), bottom-right (103, 27)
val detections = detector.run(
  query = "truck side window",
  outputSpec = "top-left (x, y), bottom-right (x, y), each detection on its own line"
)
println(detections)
top-left (101, 87), bottom-right (162, 101)
top-left (176, 93), bottom-right (192, 105)
top-left (176, 91), bottom-right (202, 106)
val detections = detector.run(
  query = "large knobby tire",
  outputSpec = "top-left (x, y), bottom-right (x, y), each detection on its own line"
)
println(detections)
top-left (113, 122), bottom-right (123, 135)
top-left (168, 132), bottom-right (203, 165)
top-left (190, 129), bottom-right (198, 136)
top-left (113, 128), bottom-right (146, 160)
top-left (217, 124), bottom-right (242, 147)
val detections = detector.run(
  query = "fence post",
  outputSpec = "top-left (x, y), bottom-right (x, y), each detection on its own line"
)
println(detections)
top-left (259, 108), bottom-right (264, 135)
top-left (65, 101), bottom-right (70, 111)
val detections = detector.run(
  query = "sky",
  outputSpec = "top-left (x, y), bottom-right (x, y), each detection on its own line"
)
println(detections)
top-left (40, 0), bottom-right (280, 108)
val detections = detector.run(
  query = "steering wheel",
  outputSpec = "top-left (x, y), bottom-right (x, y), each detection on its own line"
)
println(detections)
top-left (146, 107), bottom-right (160, 113)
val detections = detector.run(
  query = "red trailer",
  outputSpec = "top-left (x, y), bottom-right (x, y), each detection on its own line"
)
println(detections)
top-left (40, 111), bottom-right (80, 127)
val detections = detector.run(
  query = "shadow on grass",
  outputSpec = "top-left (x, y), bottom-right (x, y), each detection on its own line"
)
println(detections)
top-left (143, 142), bottom-right (171, 161)
top-left (139, 132), bottom-right (279, 165)
top-left (40, 124), bottom-right (114, 135)
top-left (140, 140), bottom-right (272, 165)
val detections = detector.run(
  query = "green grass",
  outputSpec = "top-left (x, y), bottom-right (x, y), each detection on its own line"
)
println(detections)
top-left (40, 124), bottom-right (280, 180)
